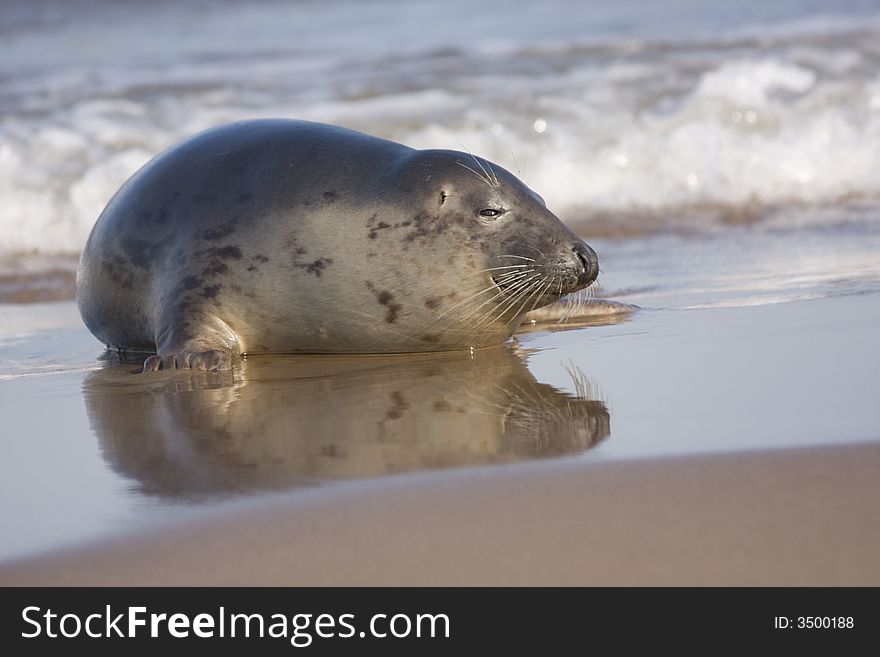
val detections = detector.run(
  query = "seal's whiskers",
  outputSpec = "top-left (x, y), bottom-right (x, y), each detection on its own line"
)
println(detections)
top-left (469, 274), bottom-right (540, 329)
top-left (481, 158), bottom-right (499, 188)
top-left (496, 254), bottom-right (536, 262)
top-left (506, 276), bottom-right (551, 326)
top-left (522, 243), bottom-right (547, 259)
top-left (422, 264), bottom-right (531, 294)
top-left (454, 161), bottom-right (494, 188)
top-left (454, 143), bottom-right (499, 188)
top-left (528, 277), bottom-right (555, 313)
top-left (454, 270), bottom-right (537, 323)
top-left (435, 269), bottom-right (534, 320)
top-left (472, 273), bottom-right (543, 330)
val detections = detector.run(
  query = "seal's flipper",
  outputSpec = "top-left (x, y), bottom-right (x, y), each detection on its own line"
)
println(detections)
top-left (145, 315), bottom-right (241, 372)
top-left (520, 298), bottom-right (637, 328)
top-left (143, 347), bottom-right (234, 372)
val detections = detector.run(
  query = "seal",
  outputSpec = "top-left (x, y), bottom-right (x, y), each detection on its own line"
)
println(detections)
top-left (76, 119), bottom-right (599, 372)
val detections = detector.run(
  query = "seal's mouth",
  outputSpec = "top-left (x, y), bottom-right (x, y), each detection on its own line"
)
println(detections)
top-left (490, 242), bottom-right (598, 310)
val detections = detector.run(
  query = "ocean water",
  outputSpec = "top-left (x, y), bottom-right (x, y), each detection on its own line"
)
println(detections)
top-left (2, 0), bottom-right (880, 266)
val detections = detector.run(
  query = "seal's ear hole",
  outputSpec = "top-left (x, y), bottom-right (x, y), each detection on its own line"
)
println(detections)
top-left (439, 191), bottom-right (448, 205)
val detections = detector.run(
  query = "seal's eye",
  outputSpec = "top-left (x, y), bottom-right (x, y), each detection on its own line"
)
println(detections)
top-left (479, 208), bottom-right (504, 218)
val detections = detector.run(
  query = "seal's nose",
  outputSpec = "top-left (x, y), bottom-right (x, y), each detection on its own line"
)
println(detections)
top-left (572, 242), bottom-right (599, 286)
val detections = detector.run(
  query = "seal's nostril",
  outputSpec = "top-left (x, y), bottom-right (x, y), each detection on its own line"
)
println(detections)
top-left (572, 242), bottom-right (598, 286)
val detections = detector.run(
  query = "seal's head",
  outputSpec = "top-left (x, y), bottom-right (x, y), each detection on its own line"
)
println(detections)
top-left (381, 149), bottom-right (599, 347)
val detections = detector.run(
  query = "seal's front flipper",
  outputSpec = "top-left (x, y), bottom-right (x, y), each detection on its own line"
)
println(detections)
top-left (143, 347), bottom-right (234, 372)
top-left (521, 298), bottom-right (637, 328)
top-left (144, 317), bottom-right (241, 373)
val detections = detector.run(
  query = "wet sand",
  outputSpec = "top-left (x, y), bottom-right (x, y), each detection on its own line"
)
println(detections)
top-left (1, 290), bottom-right (878, 585)
top-left (2, 442), bottom-right (878, 586)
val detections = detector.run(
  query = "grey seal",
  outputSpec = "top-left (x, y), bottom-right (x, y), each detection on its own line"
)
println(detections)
top-left (76, 119), bottom-right (599, 371)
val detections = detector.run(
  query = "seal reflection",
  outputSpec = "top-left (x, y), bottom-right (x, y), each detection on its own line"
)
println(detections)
top-left (83, 345), bottom-right (610, 500)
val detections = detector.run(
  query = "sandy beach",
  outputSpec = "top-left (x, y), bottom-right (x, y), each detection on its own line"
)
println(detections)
top-left (2, 0), bottom-right (880, 587)
top-left (3, 442), bottom-right (878, 587)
